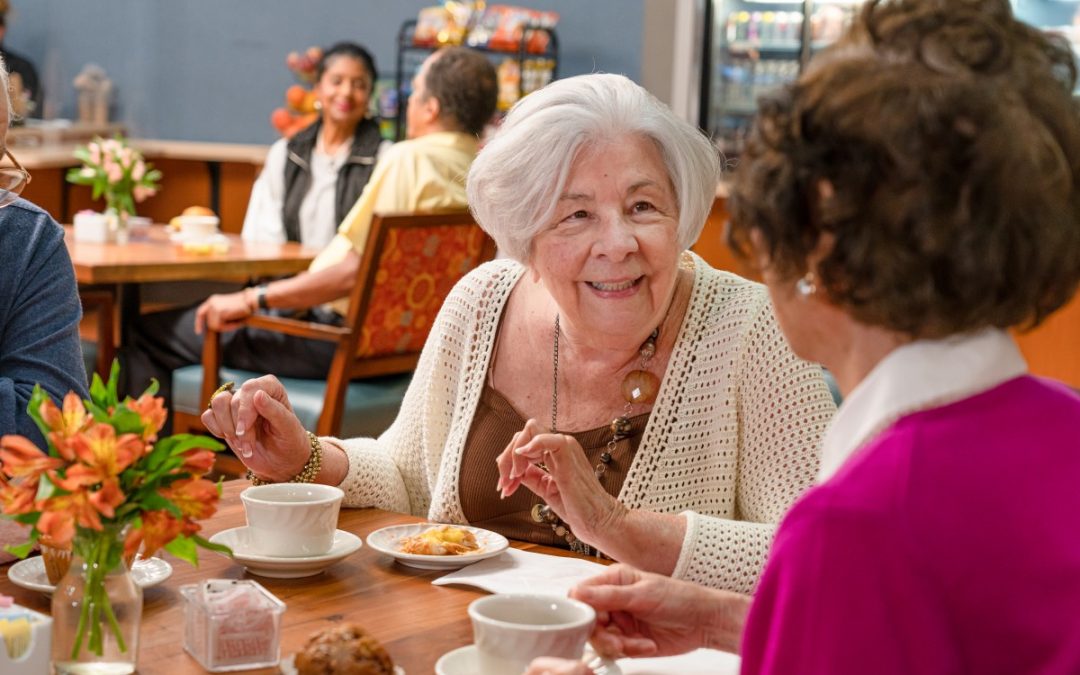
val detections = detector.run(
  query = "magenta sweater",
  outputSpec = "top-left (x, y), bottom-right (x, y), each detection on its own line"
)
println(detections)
top-left (741, 376), bottom-right (1080, 674)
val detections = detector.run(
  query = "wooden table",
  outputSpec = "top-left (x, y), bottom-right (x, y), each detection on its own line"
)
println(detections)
top-left (0, 481), bottom-right (580, 674)
top-left (65, 225), bottom-right (316, 285)
top-left (66, 225), bottom-right (318, 371)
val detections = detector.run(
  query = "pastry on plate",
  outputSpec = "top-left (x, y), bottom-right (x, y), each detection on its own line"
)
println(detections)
top-left (398, 524), bottom-right (479, 556)
top-left (294, 623), bottom-right (395, 675)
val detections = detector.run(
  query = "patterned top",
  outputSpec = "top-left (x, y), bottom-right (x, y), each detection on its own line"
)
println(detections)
top-left (331, 255), bottom-right (836, 592)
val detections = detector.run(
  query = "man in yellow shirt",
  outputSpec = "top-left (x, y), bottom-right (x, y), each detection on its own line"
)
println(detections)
top-left (124, 47), bottom-right (497, 413)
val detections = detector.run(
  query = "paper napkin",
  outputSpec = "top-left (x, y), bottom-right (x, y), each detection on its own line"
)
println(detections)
top-left (432, 547), bottom-right (607, 596)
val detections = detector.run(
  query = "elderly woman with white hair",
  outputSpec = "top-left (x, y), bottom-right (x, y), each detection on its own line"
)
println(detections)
top-left (204, 73), bottom-right (835, 592)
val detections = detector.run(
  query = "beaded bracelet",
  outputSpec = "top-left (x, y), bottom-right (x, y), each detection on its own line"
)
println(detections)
top-left (246, 431), bottom-right (322, 485)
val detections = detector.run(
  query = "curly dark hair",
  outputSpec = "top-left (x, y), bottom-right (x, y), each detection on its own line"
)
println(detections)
top-left (422, 46), bottom-right (497, 136)
top-left (728, 0), bottom-right (1080, 338)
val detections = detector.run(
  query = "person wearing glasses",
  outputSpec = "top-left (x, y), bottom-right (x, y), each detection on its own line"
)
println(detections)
top-left (0, 58), bottom-right (87, 561)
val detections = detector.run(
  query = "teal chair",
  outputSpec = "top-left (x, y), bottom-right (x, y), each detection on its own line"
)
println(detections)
top-left (171, 210), bottom-right (496, 438)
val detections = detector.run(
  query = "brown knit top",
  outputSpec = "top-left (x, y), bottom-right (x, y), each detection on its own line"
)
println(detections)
top-left (459, 384), bottom-right (650, 549)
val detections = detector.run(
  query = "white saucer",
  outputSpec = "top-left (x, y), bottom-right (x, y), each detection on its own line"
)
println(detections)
top-left (279, 653), bottom-right (404, 674)
top-left (8, 555), bottom-right (173, 596)
top-left (366, 523), bottom-right (509, 570)
top-left (208, 526), bottom-right (363, 578)
top-left (435, 644), bottom-right (620, 675)
top-left (168, 231), bottom-right (228, 245)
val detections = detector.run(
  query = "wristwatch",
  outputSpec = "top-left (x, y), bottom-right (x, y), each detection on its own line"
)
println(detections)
top-left (254, 284), bottom-right (270, 311)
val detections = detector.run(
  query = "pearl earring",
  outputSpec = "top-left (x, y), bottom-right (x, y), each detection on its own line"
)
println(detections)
top-left (796, 273), bottom-right (817, 297)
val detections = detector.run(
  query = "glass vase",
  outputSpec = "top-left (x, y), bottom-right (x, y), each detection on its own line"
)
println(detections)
top-left (104, 208), bottom-right (130, 245)
top-left (51, 526), bottom-right (142, 675)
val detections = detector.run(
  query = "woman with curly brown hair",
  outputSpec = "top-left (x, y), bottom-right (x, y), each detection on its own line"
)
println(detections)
top-left (525, 0), bottom-right (1080, 673)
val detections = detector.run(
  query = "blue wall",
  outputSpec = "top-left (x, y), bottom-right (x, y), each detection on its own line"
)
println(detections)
top-left (6, 0), bottom-right (643, 143)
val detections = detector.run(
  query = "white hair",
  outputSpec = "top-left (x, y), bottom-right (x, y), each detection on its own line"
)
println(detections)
top-left (467, 73), bottom-right (722, 263)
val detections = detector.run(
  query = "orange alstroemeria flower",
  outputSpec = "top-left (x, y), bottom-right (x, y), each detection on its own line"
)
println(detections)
top-left (127, 394), bottom-right (167, 441)
top-left (37, 490), bottom-right (105, 548)
top-left (179, 450), bottom-right (215, 477)
top-left (161, 478), bottom-right (218, 521)
top-left (0, 435), bottom-right (63, 480)
top-left (86, 478), bottom-right (125, 519)
top-left (0, 477), bottom-right (37, 515)
top-left (126, 509), bottom-right (182, 559)
top-left (56, 424), bottom-right (144, 490)
top-left (39, 392), bottom-right (89, 460)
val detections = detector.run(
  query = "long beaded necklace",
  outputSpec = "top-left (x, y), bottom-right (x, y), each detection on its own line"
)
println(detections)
top-left (531, 314), bottom-right (660, 555)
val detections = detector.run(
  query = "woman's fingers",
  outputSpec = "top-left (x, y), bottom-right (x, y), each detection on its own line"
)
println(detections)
top-left (496, 431), bottom-right (523, 495)
top-left (206, 391), bottom-right (238, 448)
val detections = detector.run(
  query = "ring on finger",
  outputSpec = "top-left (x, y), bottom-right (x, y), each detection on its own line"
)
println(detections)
top-left (206, 381), bottom-right (235, 409)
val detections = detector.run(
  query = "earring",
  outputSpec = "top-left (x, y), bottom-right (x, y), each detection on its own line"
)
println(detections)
top-left (796, 272), bottom-right (817, 297)
top-left (313, 99), bottom-right (323, 111)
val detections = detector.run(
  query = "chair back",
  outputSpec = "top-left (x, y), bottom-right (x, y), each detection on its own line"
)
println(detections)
top-left (319, 210), bottom-right (496, 432)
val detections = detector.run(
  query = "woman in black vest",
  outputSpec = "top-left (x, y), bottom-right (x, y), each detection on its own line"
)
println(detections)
top-left (242, 42), bottom-right (389, 249)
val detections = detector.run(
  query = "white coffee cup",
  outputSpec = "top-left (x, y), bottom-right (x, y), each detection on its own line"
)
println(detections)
top-left (176, 214), bottom-right (220, 240)
top-left (240, 483), bottom-right (343, 557)
top-left (468, 594), bottom-right (596, 675)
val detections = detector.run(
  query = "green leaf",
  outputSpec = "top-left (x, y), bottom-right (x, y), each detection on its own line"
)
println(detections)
top-left (106, 360), bottom-right (121, 406)
top-left (35, 473), bottom-right (59, 502)
top-left (165, 535), bottom-right (198, 566)
top-left (10, 512), bottom-right (40, 526)
top-left (134, 492), bottom-right (181, 517)
top-left (26, 385), bottom-right (54, 446)
top-left (166, 434), bottom-right (225, 456)
top-left (110, 408), bottom-right (146, 435)
top-left (141, 379), bottom-right (160, 397)
top-left (4, 539), bottom-right (36, 560)
top-left (193, 535), bottom-right (231, 558)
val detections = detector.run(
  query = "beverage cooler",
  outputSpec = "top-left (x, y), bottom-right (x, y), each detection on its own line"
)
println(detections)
top-left (700, 0), bottom-right (860, 156)
top-left (696, 0), bottom-right (1080, 155)
top-left (1011, 0), bottom-right (1080, 92)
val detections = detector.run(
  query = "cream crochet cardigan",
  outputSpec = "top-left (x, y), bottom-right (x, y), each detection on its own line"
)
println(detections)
top-left (333, 255), bottom-right (835, 593)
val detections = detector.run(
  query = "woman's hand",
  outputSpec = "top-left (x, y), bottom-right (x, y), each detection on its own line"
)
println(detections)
top-left (194, 290), bottom-right (254, 334)
top-left (200, 375), bottom-right (309, 481)
top-left (496, 419), bottom-right (626, 546)
top-left (524, 658), bottom-right (594, 675)
top-left (571, 564), bottom-right (750, 659)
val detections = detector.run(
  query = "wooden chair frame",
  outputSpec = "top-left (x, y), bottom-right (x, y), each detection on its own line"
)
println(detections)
top-left (173, 211), bottom-right (495, 436)
top-left (80, 289), bottom-right (116, 380)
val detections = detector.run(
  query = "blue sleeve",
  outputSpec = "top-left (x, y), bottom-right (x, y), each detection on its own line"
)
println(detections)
top-left (0, 203), bottom-right (88, 447)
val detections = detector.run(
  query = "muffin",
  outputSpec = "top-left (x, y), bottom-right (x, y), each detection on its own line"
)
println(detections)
top-left (294, 623), bottom-right (395, 675)
top-left (40, 540), bottom-right (71, 585)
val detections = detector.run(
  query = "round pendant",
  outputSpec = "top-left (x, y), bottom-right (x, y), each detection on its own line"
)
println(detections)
top-left (621, 369), bottom-right (660, 404)
top-left (531, 503), bottom-right (548, 524)
top-left (554, 525), bottom-right (567, 537)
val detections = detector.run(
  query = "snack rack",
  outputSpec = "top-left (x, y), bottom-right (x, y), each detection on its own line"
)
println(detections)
top-left (392, 19), bottom-right (559, 141)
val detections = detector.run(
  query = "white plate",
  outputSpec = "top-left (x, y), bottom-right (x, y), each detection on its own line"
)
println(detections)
top-left (8, 555), bottom-right (173, 596)
top-left (208, 526), bottom-right (363, 578)
top-left (279, 653), bottom-right (404, 674)
top-left (435, 644), bottom-right (620, 675)
top-left (366, 523), bottom-right (509, 570)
